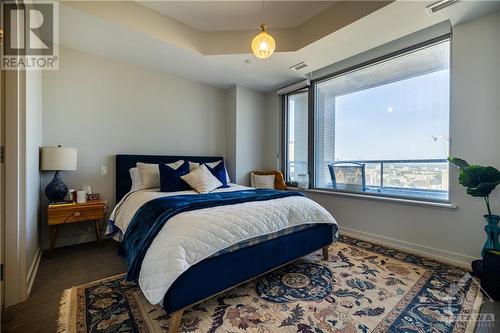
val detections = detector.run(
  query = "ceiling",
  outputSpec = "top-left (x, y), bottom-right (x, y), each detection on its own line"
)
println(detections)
top-left (58, 1), bottom-right (500, 93)
top-left (139, 1), bottom-right (336, 31)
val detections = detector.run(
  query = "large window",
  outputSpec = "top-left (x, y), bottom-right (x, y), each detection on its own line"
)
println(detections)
top-left (284, 39), bottom-right (451, 202)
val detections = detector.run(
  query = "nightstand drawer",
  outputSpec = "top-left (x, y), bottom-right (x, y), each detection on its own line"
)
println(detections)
top-left (48, 204), bottom-right (105, 225)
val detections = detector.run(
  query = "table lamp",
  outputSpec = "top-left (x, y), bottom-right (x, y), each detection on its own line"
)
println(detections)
top-left (41, 146), bottom-right (77, 203)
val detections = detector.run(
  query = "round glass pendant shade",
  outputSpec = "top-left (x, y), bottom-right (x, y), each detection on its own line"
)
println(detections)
top-left (251, 24), bottom-right (275, 59)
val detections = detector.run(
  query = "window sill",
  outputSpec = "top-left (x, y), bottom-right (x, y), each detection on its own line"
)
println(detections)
top-left (287, 187), bottom-right (457, 210)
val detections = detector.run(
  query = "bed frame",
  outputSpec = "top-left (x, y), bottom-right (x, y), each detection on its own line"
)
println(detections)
top-left (115, 154), bottom-right (334, 333)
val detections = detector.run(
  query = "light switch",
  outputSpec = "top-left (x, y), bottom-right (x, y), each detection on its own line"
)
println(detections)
top-left (100, 166), bottom-right (108, 176)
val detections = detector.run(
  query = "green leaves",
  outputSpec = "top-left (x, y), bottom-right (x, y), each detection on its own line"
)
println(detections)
top-left (448, 157), bottom-right (470, 169)
top-left (467, 182), bottom-right (500, 197)
top-left (449, 157), bottom-right (500, 198)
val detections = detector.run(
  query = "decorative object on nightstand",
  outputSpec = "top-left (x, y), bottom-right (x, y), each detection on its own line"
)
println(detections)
top-left (76, 190), bottom-right (87, 203)
top-left (87, 193), bottom-right (100, 201)
top-left (41, 145), bottom-right (77, 203)
top-left (47, 199), bottom-right (107, 253)
top-left (68, 189), bottom-right (76, 201)
top-left (82, 185), bottom-right (92, 194)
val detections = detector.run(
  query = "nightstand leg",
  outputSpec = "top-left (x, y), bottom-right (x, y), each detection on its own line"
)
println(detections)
top-left (50, 225), bottom-right (58, 255)
top-left (94, 220), bottom-right (102, 245)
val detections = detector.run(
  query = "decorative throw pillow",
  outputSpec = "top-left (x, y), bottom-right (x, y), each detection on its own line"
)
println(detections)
top-left (206, 162), bottom-right (229, 188)
top-left (129, 167), bottom-right (143, 191)
top-left (189, 161), bottom-right (200, 172)
top-left (251, 173), bottom-right (275, 189)
top-left (181, 164), bottom-right (222, 194)
top-left (136, 162), bottom-right (160, 189)
top-left (189, 160), bottom-right (231, 185)
top-left (137, 160), bottom-right (185, 189)
top-left (159, 160), bottom-right (191, 192)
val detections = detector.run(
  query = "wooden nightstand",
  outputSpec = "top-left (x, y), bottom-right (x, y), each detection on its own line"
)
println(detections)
top-left (47, 200), bottom-right (107, 252)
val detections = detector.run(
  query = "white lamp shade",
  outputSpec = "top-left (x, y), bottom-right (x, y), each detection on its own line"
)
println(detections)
top-left (40, 146), bottom-right (77, 171)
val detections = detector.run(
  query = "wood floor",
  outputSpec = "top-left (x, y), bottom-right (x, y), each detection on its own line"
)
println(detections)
top-left (1, 239), bottom-right (498, 333)
top-left (1, 240), bottom-right (125, 333)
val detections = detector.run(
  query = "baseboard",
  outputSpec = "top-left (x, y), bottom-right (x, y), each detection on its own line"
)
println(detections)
top-left (341, 226), bottom-right (478, 269)
top-left (26, 247), bottom-right (42, 296)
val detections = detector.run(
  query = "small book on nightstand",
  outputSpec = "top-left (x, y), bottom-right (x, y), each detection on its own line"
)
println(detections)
top-left (49, 201), bottom-right (75, 207)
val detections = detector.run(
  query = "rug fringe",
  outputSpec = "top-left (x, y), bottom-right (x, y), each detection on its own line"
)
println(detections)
top-left (465, 288), bottom-right (484, 333)
top-left (57, 288), bottom-right (73, 333)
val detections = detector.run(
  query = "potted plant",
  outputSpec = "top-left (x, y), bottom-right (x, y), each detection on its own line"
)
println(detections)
top-left (448, 157), bottom-right (500, 256)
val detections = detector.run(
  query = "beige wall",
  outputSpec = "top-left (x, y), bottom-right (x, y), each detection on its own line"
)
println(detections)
top-left (234, 86), bottom-right (268, 185)
top-left (225, 86), bottom-right (237, 181)
top-left (271, 10), bottom-right (500, 264)
top-left (225, 85), bottom-right (270, 186)
top-left (264, 93), bottom-right (281, 171)
top-left (42, 46), bottom-right (227, 248)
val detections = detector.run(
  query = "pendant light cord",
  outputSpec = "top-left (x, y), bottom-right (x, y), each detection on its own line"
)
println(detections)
top-left (262, 0), bottom-right (265, 25)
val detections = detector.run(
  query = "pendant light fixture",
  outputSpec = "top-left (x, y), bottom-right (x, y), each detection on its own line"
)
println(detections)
top-left (251, 0), bottom-right (275, 59)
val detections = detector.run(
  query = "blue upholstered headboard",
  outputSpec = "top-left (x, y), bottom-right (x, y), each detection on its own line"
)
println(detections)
top-left (115, 154), bottom-right (224, 202)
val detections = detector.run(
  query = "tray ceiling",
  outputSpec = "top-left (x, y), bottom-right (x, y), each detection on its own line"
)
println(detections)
top-left (59, 1), bottom-right (500, 92)
top-left (139, 1), bottom-right (336, 32)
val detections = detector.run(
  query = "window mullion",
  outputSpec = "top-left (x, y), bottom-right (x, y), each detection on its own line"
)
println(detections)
top-left (281, 94), bottom-right (290, 185)
top-left (308, 84), bottom-right (315, 189)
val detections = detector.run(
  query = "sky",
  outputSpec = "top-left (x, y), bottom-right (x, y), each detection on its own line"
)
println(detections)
top-left (332, 69), bottom-right (450, 161)
top-left (288, 69), bottom-right (450, 163)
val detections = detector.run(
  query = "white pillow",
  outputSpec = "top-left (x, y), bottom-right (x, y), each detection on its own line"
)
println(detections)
top-left (251, 173), bottom-right (275, 189)
top-left (129, 167), bottom-right (143, 191)
top-left (166, 160), bottom-right (185, 170)
top-left (181, 164), bottom-right (222, 194)
top-left (189, 160), bottom-right (231, 183)
top-left (189, 161), bottom-right (200, 172)
top-left (137, 160), bottom-right (184, 189)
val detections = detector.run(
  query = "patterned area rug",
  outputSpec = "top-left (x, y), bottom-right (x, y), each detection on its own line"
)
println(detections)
top-left (58, 236), bottom-right (483, 333)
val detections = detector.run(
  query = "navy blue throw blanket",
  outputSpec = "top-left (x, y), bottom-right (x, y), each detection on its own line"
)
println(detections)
top-left (119, 189), bottom-right (305, 281)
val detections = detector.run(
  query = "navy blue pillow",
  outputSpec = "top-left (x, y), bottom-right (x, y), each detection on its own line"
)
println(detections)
top-left (206, 161), bottom-right (229, 188)
top-left (159, 161), bottom-right (191, 192)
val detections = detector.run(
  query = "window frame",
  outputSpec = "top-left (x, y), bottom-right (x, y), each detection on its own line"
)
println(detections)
top-left (282, 34), bottom-right (452, 204)
top-left (282, 88), bottom-right (310, 187)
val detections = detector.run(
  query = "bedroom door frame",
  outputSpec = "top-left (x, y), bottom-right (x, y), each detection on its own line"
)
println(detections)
top-left (2, 0), bottom-right (29, 306)
top-left (0, 61), bottom-right (4, 313)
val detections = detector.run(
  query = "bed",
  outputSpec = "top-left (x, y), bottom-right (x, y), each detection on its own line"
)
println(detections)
top-left (110, 154), bottom-right (339, 333)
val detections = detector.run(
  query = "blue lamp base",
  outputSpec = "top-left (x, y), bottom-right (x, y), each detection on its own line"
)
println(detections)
top-left (45, 171), bottom-right (69, 203)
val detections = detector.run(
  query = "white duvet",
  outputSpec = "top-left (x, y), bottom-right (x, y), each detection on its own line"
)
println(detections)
top-left (108, 184), bottom-right (338, 305)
